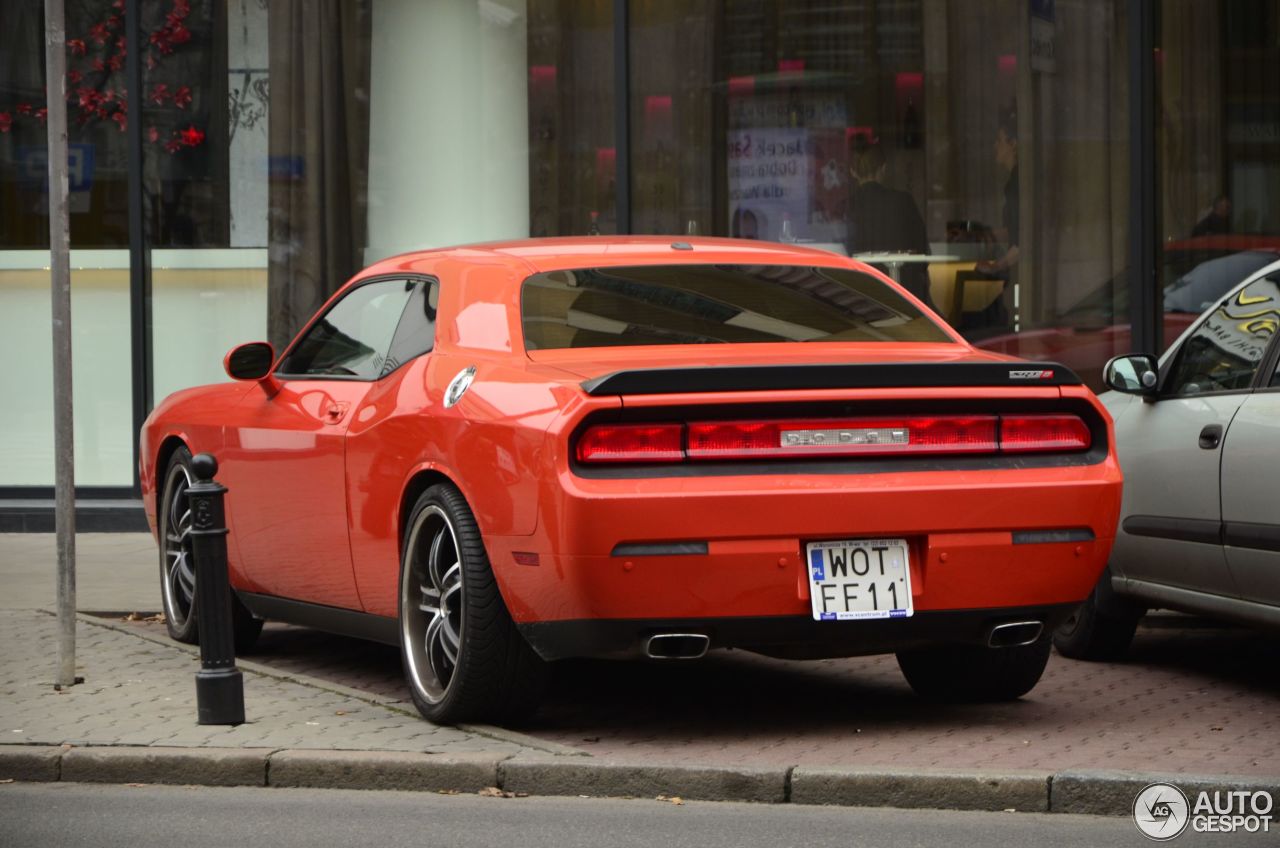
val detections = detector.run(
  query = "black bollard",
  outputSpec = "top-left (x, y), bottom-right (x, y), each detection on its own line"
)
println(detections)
top-left (187, 453), bottom-right (245, 725)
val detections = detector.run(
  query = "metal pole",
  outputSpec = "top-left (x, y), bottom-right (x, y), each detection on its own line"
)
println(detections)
top-left (125, 0), bottom-right (152, 494)
top-left (1128, 0), bottom-right (1159, 355)
top-left (187, 454), bottom-right (245, 725)
top-left (612, 0), bottom-right (631, 234)
top-left (45, 0), bottom-right (78, 690)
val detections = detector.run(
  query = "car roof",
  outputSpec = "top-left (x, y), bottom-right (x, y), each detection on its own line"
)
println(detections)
top-left (361, 236), bottom-right (855, 277)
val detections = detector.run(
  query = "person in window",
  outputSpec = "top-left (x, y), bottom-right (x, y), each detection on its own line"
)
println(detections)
top-left (1191, 194), bottom-right (1232, 237)
top-left (846, 138), bottom-right (934, 308)
top-left (976, 114), bottom-right (1020, 281)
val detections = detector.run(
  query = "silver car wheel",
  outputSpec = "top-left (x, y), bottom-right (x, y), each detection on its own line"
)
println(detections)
top-left (401, 504), bottom-right (465, 705)
top-left (160, 462), bottom-right (196, 627)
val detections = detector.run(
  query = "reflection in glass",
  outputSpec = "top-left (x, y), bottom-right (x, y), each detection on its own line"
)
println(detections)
top-left (522, 264), bottom-right (950, 350)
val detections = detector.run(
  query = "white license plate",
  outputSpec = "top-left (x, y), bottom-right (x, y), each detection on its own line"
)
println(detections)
top-left (806, 539), bottom-right (913, 621)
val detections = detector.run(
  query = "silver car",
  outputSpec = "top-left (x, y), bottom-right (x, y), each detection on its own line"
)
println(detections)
top-left (1055, 257), bottom-right (1280, 659)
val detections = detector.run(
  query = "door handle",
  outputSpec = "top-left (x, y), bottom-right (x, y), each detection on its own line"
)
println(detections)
top-left (324, 402), bottom-right (350, 423)
top-left (1198, 424), bottom-right (1223, 450)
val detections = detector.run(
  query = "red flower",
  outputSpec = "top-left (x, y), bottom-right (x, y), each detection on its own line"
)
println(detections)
top-left (173, 0), bottom-right (191, 17)
top-left (147, 53), bottom-right (157, 70)
top-left (68, 38), bottom-right (87, 56)
top-left (148, 126), bottom-right (159, 143)
top-left (92, 57), bottom-right (106, 72)
top-left (16, 103), bottom-right (32, 115)
top-left (149, 83), bottom-right (169, 105)
top-left (107, 14), bottom-right (122, 28)
top-left (172, 85), bottom-right (192, 109)
top-left (164, 137), bottom-right (182, 154)
top-left (108, 53), bottom-right (124, 71)
top-left (89, 22), bottom-right (111, 45)
top-left (170, 24), bottom-right (192, 46)
top-left (117, 36), bottom-right (127, 51)
top-left (179, 124), bottom-right (204, 147)
top-left (113, 0), bottom-right (125, 9)
top-left (0, 113), bottom-right (11, 134)
top-left (77, 87), bottom-right (98, 108)
top-left (35, 108), bottom-right (47, 125)
top-left (101, 88), bottom-right (116, 103)
top-left (68, 69), bottom-right (83, 85)
top-left (150, 29), bottom-right (174, 55)
top-left (112, 111), bottom-right (127, 132)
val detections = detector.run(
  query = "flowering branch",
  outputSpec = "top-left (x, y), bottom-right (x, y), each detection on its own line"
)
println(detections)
top-left (0, 0), bottom-right (203, 155)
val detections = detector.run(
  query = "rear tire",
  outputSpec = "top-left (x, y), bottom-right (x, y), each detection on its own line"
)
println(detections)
top-left (1053, 568), bottom-right (1144, 660)
top-left (896, 639), bottom-right (1051, 702)
top-left (399, 483), bottom-right (547, 725)
top-left (157, 446), bottom-right (262, 652)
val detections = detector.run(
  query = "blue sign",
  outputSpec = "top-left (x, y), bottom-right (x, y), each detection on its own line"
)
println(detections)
top-left (268, 155), bottom-right (305, 181)
top-left (18, 144), bottom-right (95, 192)
top-left (1030, 0), bottom-right (1055, 22)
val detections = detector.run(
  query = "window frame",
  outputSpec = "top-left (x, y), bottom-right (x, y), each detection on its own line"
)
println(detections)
top-left (274, 274), bottom-right (439, 382)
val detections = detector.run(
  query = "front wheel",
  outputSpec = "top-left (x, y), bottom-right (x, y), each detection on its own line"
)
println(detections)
top-left (157, 446), bottom-right (262, 652)
top-left (399, 483), bottom-right (546, 724)
top-left (896, 639), bottom-right (1051, 702)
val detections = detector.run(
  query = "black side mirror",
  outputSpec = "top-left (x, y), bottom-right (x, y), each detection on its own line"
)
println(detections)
top-left (1103, 353), bottom-right (1158, 398)
top-left (224, 341), bottom-right (274, 380)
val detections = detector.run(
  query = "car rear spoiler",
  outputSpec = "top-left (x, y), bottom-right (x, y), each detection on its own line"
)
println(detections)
top-left (581, 362), bottom-right (1082, 396)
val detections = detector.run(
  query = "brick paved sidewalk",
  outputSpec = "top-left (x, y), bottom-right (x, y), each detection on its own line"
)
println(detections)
top-left (0, 610), bottom-right (546, 756)
top-left (115, 614), bottom-right (1280, 777)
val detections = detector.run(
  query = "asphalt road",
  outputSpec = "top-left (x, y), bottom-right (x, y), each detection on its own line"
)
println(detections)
top-left (1, 783), bottom-right (1269, 848)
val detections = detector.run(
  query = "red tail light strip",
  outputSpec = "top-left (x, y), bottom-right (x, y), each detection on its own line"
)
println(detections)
top-left (687, 417), bottom-right (999, 459)
top-left (1000, 414), bottom-right (1093, 454)
top-left (576, 423), bottom-right (684, 464)
top-left (577, 414), bottom-right (1091, 464)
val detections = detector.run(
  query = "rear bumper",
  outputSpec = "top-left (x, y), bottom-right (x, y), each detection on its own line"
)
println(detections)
top-left (517, 603), bottom-right (1079, 661)
top-left (487, 463), bottom-right (1122, 624)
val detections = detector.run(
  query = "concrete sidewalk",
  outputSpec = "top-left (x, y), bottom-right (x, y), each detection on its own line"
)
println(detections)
top-left (2, 533), bottom-right (1278, 814)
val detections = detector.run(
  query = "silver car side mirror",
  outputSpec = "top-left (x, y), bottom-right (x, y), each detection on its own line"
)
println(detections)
top-left (1103, 353), bottom-right (1158, 398)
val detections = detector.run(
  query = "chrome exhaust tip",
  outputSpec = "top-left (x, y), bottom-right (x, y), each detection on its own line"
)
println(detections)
top-left (988, 620), bottom-right (1044, 648)
top-left (645, 633), bottom-right (710, 660)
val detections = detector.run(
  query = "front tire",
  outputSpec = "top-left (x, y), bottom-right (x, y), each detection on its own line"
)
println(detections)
top-left (896, 639), bottom-right (1052, 702)
top-left (399, 483), bottom-right (546, 724)
top-left (157, 446), bottom-right (262, 651)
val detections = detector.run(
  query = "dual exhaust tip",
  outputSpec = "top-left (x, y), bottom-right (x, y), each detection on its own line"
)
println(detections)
top-left (645, 633), bottom-right (710, 660)
top-left (988, 620), bottom-right (1044, 648)
top-left (644, 621), bottom-right (1042, 658)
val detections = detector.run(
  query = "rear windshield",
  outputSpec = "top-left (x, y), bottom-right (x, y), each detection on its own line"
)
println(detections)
top-left (521, 264), bottom-right (951, 350)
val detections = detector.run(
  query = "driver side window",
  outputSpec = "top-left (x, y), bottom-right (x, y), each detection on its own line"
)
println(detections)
top-left (278, 279), bottom-right (417, 379)
top-left (1165, 273), bottom-right (1280, 397)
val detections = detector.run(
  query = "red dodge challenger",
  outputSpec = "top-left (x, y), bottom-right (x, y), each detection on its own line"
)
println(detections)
top-left (141, 237), bottom-right (1122, 724)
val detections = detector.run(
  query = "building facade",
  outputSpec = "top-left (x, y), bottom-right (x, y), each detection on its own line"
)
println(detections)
top-left (1, 0), bottom-right (1279, 501)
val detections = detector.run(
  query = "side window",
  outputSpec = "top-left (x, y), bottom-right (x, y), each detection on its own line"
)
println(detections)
top-left (279, 279), bottom-right (416, 379)
top-left (381, 280), bottom-right (439, 376)
top-left (1164, 273), bottom-right (1280, 397)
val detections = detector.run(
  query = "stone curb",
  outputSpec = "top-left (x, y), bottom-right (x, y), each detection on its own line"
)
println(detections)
top-left (4, 745), bottom-right (1279, 814)
top-left (60, 746), bottom-right (269, 787)
top-left (0, 746), bottom-right (62, 782)
top-left (499, 756), bottom-right (788, 803)
top-left (268, 750), bottom-right (505, 792)
top-left (791, 766), bottom-right (1052, 812)
top-left (1050, 770), bottom-right (1280, 816)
